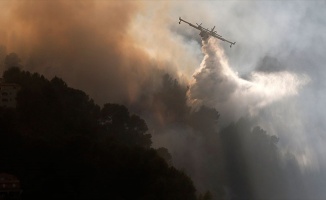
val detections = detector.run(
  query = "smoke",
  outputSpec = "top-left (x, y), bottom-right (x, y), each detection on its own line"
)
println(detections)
top-left (188, 38), bottom-right (309, 125)
top-left (0, 1), bottom-right (172, 105)
top-left (1, 1), bottom-right (326, 199)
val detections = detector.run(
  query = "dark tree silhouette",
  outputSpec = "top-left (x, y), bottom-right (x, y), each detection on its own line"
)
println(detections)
top-left (219, 118), bottom-right (292, 200)
top-left (0, 67), bottom-right (198, 200)
top-left (156, 147), bottom-right (172, 166)
top-left (188, 106), bottom-right (220, 135)
top-left (4, 52), bottom-right (22, 69)
top-left (151, 74), bottom-right (189, 126)
top-left (99, 103), bottom-right (152, 148)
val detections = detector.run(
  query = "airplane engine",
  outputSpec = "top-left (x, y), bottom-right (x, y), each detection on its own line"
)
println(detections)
top-left (199, 31), bottom-right (209, 40)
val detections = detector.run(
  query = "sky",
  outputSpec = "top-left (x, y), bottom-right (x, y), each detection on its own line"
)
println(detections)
top-left (0, 0), bottom-right (326, 199)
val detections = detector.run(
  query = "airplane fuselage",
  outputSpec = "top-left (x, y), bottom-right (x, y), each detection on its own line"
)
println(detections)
top-left (178, 17), bottom-right (236, 48)
top-left (199, 31), bottom-right (209, 40)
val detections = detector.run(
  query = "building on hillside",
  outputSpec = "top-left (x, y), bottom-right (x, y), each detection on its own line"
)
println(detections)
top-left (0, 173), bottom-right (22, 200)
top-left (0, 79), bottom-right (20, 108)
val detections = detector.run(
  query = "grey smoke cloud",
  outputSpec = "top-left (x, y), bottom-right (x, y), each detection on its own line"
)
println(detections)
top-left (174, 1), bottom-right (326, 199)
top-left (0, 1), bottom-right (171, 105)
top-left (148, 1), bottom-right (326, 198)
top-left (1, 0), bottom-right (326, 199)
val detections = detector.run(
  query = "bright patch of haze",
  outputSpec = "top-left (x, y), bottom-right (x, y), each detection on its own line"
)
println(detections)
top-left (133, 1), bottom-right (326, 198)
top-left (133, 0), bottom-right (326, 172)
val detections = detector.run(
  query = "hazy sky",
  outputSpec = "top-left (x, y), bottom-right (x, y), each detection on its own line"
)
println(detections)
top-left (132, 0), bottom-right (326, 172)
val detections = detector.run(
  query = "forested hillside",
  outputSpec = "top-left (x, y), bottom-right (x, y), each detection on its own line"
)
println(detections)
top-left (0, 67), bottom-right (198, 200)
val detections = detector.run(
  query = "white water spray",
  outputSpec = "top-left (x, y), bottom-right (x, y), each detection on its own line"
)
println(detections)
top-left (188, 38), bottom-right (309, 124)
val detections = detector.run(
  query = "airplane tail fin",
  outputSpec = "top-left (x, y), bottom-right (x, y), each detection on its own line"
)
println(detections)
top-left (230, 42), bottom-right (236, 48)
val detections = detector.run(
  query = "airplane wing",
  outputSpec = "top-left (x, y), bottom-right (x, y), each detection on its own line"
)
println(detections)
top-left (179, 17), bottom-right (202, 31)
top-left (210, 32), bottom-right (236, 47)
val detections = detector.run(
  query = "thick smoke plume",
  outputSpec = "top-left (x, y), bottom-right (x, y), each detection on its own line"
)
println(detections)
top-left (189, 38), bottom-right (309, 125)
top-left (1, 1), bottom-right (326, 199)
top-left (0, 1), bottom-right (169, 105)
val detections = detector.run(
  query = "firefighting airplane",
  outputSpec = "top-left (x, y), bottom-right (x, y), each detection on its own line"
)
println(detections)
top-left (179, 17), bottom-right (236, 48)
